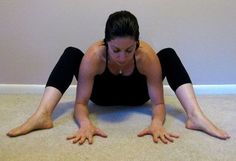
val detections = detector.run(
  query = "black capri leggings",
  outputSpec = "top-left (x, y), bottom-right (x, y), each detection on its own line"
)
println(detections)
top-left (46, 47), bottom-right (192, 101)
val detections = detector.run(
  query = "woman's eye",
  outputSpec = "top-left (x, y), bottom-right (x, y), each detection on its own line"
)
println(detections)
top-left (113, 50), bottom-right (120, 53)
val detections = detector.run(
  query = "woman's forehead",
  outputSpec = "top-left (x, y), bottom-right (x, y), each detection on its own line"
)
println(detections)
top-left (108, 37), bottom-right (136, 48)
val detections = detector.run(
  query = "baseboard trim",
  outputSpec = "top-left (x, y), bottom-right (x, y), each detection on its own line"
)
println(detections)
top-left (164, 84), bottom-right (236, 95)
top-left (0, 84), bottom-right (236, 95)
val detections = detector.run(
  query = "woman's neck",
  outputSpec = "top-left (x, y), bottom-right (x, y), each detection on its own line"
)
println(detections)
top-left (108, 57), bottom-right (134, 75)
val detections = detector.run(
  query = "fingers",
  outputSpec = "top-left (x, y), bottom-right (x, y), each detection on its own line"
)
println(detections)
top-left (66, 128), bottom-right (108, 145)
top-left (73, 137), bottom-right (81, 144)
top-left (140, 128), bottom-right (179, 144)
top-left (160, 134), bottom-right (168, 144)
top-left (169, 133), bottom-right (180, 138)
top-left (137, 128), bottom-right (150, 137)
top-left (138, 128), bottom-right (178, 144)
top-left (164, 134), bottom-right (174, 143)
top-left (152, 133), bottom-right (176, 144)
top-left (152, 133), bottom-right (160, 143)
top-left (69, 135), bottom-right (91, 145)
top-left (95, 128), bottom-right (108, 138)
top-left (66, 135), bottom-right (76, 140)
top-left (88, 135), bottom-right (93, 144)
top-left (67, 135), bottom-right (88, 145)
top-left (79, 136), bottom-right (86, 145)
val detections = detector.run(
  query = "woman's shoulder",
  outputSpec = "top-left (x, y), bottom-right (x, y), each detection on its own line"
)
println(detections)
top-left (82, 40), bottom-right (106, 62)
top-left (136, 40), bottom-right (160, 74)
top-left (136, 40), bottom-right (157, 62)
top-left (80, 40), bottom-right (106, 75)
top-left (138, 40), bottom-right (156, 54)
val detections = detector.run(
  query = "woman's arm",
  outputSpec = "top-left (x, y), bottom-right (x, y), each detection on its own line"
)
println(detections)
top-left (137, 42), bottom-right (179, 143)
top-left (74, 49), bottom-right (96, 125)
top-left (67, 45), bottom-right (108, 145)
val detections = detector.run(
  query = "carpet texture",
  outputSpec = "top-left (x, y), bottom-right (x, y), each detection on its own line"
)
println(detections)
top-left (0, 94), bottom-right (235, 161)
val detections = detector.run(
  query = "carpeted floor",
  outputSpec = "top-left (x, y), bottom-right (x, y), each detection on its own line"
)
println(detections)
top-left (0, 94), bottom-right (235, 161)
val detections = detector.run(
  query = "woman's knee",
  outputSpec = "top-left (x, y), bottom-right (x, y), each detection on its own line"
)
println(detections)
top-left (157, 48), bottom-right (177, 57)
top-left (62, 47), bottom-right (84, 59)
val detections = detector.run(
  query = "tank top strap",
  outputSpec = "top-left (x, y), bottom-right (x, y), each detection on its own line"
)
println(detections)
top-left (105, 48), bottom-right (109, 69)
top-left (133, 53), bottom-right (138, 71)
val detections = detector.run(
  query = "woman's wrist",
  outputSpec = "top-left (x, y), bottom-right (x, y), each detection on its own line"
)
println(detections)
top-left (151, 117), bottom-right (164, 125)
top-left (78, 118), bottom-right (92, 127)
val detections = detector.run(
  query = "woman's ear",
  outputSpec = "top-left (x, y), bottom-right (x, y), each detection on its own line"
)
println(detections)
top-left (136, 40), bottom-right (140, 49)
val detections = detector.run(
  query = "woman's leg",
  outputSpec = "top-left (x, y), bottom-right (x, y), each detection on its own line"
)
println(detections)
top-left (157, 48), bottom-right (230, 139)
top-left (7, 87), bottom-right (62, 137)
top-left (176, 84), bottom-right (230, 139)
top-left (7, 47), bottom-right (84, 137)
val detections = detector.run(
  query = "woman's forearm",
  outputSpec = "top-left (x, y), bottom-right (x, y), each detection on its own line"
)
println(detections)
top-left (74, 103), bottom-right (91, 126)
top-left (151, 103), bottom-right (166, 125)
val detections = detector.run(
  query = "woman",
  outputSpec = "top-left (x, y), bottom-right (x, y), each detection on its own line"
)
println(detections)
top-left (7, 10), bottom-right (230, 144)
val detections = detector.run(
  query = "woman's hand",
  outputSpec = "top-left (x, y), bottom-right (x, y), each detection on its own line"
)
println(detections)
top-left (137, 121), bottom-right (179, 144)
top-left (66, 121), bottom-right (108, 145)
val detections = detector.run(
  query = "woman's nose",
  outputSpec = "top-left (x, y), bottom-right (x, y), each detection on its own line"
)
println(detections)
top-left (116, 53), bottom-right (127, 62)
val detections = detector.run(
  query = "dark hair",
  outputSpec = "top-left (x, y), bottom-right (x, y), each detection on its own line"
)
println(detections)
top-left (103, 10), bottom-right (140, 49)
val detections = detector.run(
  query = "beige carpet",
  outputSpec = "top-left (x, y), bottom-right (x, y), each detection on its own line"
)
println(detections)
top-left (0, 94), bottom-right (235, 161)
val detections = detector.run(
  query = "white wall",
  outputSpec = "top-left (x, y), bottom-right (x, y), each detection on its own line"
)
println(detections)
top-left (0, 0), bottom-right (236, 85)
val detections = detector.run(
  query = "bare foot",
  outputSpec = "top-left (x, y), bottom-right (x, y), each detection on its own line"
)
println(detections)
top-left (7, 113), bottom-right (53, 137)
top-left (185, 114), bottom-right (230, 140)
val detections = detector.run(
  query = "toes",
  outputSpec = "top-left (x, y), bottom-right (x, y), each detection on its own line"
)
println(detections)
top-left (6, 132), bottom-right (13, 137)
top-left (221, 131), bottom-right (230, 140)
top-left (7, 129), bottom-right (18, 137)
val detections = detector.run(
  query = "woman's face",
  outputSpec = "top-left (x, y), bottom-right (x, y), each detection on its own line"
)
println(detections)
top-left (107, 37), bottom-right (137, 66)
